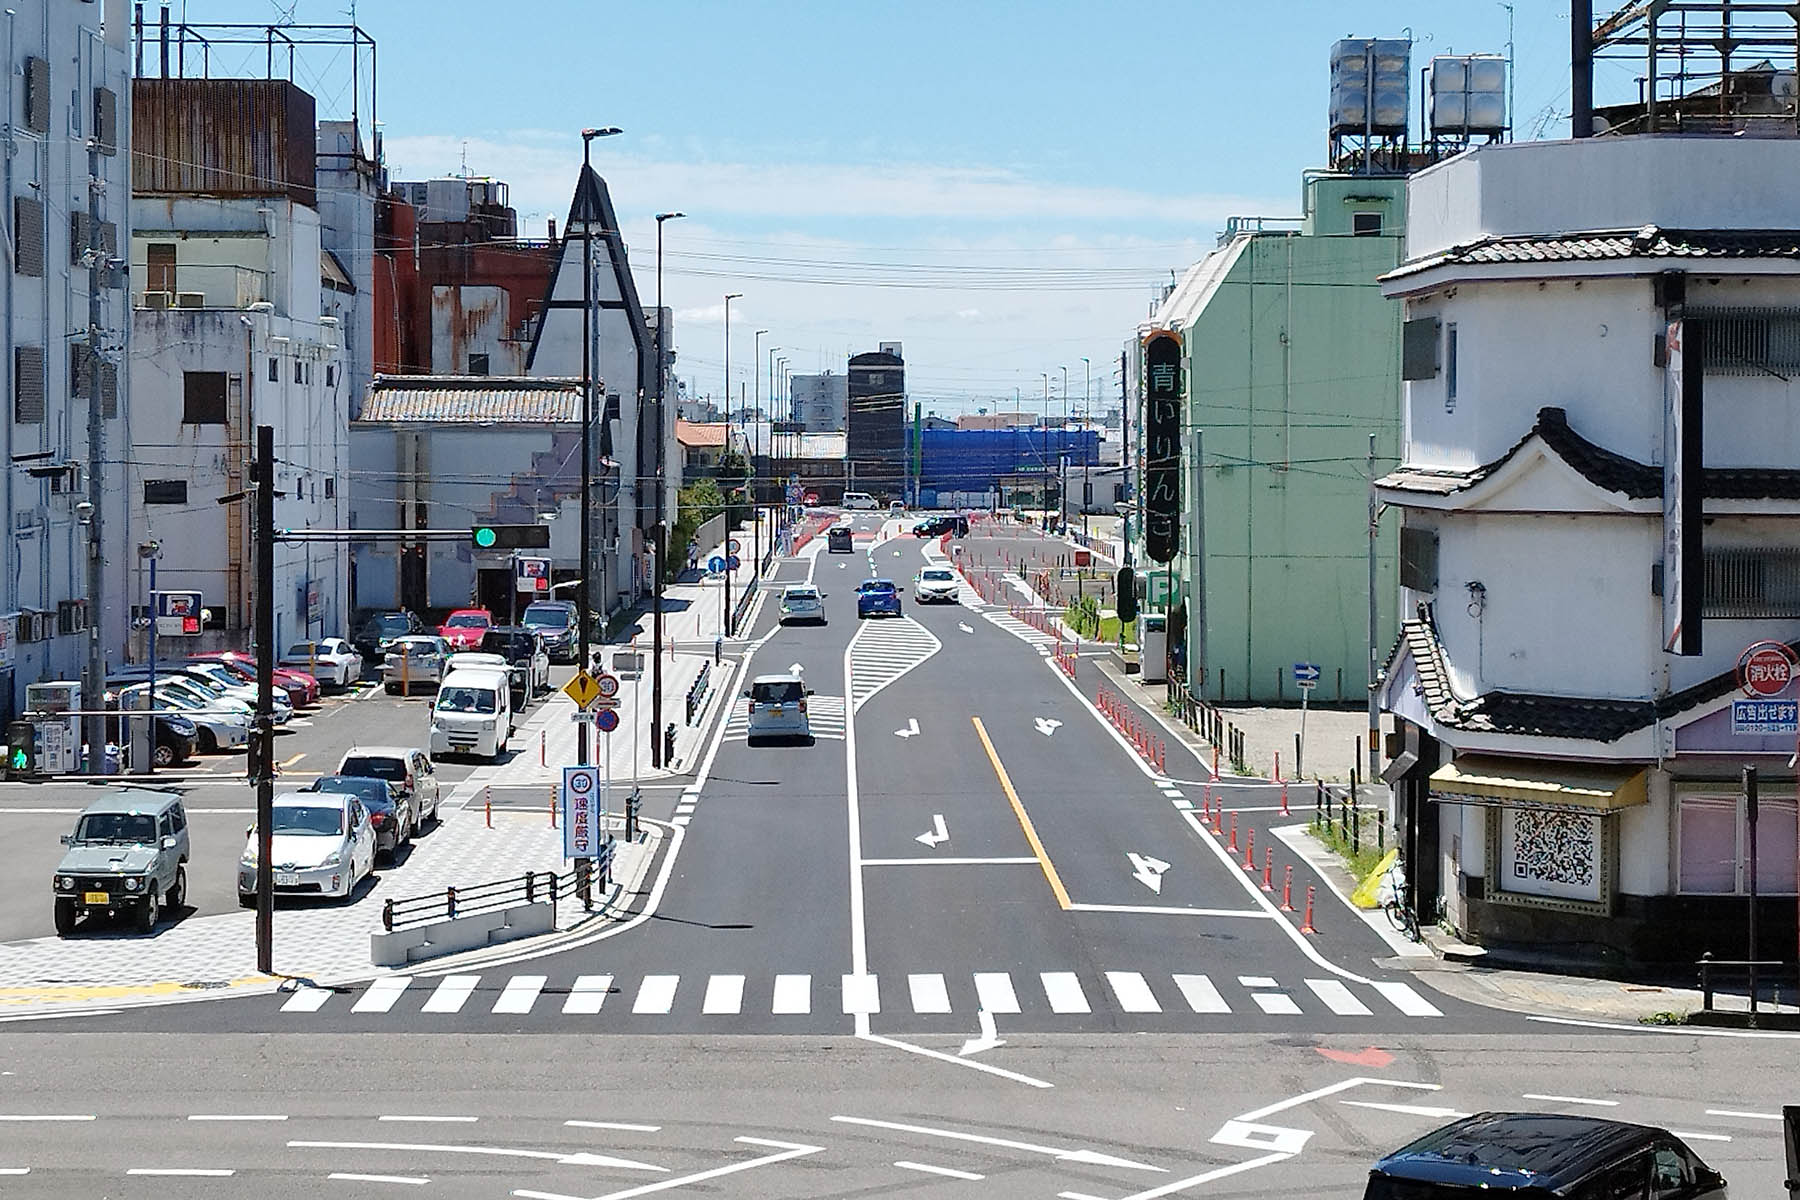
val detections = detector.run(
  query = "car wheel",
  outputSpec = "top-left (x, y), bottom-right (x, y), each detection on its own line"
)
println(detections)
top-left (53, 897), bottom-right (76, 937)
top-left (238, 892), bottom-right (255, 909)
top-left (135, 887), bottom-right (158, 934)
top-left (385, 683), bottom-right (398, 695)
top-left (197, 727), bottom-right (218, 754)
top-left (152, 741), bottom-right (175, 768)
top-left (166, 866), bottom-right (186, 911)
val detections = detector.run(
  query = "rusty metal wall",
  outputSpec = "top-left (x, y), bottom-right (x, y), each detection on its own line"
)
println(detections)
top-left (131, 79), bottom-right (317, 205)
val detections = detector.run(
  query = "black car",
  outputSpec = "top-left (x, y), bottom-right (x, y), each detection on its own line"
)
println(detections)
top-left (1364, 1112), bottom-right (1728, 1199)
top-left (301, 774), bottom-right (412, 862)
top-left (353, 611), bottom-right (422, 660)
top-left (521, 599), bottom-right (579, 664)
top-left (101, 692), bottom-right (199, 768)
top-left (912, 516), bottom-right (952, 537)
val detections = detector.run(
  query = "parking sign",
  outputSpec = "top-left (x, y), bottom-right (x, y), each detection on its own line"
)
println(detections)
top-left (561, 765), bottom-right (601, 859)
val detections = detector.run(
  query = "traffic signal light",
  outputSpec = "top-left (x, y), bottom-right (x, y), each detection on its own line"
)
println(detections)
top-left (5, 721), bottom-right (34, 778)
top-left (471, 524), bottom-right (550, 550)
top-left (1116, 567), bottom-right (1138, 624)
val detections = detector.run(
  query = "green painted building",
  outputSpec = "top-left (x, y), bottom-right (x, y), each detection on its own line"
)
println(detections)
top-left (1146, 172), bottom-right (1403, 703)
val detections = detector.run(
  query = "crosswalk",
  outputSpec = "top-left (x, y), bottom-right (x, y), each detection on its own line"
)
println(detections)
top-left (278, 967), bottom-right (1443, 1022)
top-left (848, 617), bottom-right (941, 711)
top-left (723, 693), bottom-right (848, 742)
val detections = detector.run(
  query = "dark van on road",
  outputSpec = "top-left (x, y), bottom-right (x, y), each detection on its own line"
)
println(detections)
top-left (1363, 1112), bottom-right (1728, 1199)
top-left (827, 526), bottom-right (854, 553)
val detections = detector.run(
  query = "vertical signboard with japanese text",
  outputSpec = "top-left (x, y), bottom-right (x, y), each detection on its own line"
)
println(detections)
top-left (1142, 330), bottom-right (1182, 564)
top-left (1663, 319), bottom-right (1704, 656)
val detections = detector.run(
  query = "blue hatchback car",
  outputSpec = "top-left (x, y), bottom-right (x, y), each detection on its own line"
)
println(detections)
top-left (856, 579), bottom-right (902, 619)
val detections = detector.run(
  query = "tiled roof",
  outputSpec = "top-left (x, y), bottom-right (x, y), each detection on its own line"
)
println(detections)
top-left (675, 419), bottom-right (728, 448)
top-left (357, 375), bottom-right (583, 424)
top-left (1378, 407), bottom-right (1800, 502)
top-left (1388, 225), bottom-right (1800, 279)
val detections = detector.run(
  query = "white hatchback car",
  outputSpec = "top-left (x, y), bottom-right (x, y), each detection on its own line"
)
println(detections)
top-left (743, 673), bottom-right (813, 744)
top-left (779, 586), bottom-right (826, 625)
top-left (279, 638), bottom-right (362, 689)
top-left (238, 792), bottom-right (376, 904)
top-left (913, 567), bottom-right (959, 604)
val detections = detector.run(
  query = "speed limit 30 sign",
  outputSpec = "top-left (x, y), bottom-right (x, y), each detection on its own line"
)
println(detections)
top-left (562, 765), bottom-right (601, 859)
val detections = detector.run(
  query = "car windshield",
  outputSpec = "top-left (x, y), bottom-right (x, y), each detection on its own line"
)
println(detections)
top-left (203, 660), bottom-right (254, 682)
top-left (437, 686), bottom-right (497, 714)
top-left (480, 631), bottom-right (532, 656)
top-left (523, 606), bottom-right (570, 628)
top-left (784, 590), bottom-right (818, 602)
top-left (394, 640), bottom-right (437, 657)
top-left (373, 614), bottom-right (411, 633)
top-left (340, 755), bottom-right (408, 782)
top-left (862, 580), bottom-right (896, 593)
top-left (271, 805), bottom-right (344, 835)
top-left (73, 812), bottom-right (157, 843)
top-left (284, 643), bottom-right (317, 658)
top-left (752, 680), bottom-right (804, 704)
top-left (922, 570), bottom-right (954, 582)
top-left (307, 777), bottom-right (394, 811)
top-left (445, 613), bottom-right (488, 628)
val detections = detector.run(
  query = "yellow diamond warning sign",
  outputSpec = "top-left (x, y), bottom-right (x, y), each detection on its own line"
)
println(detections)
top-left (562, 671), bottom-right (602, 710)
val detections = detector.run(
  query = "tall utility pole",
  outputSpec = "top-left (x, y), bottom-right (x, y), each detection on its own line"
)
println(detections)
top-left (752, 329), bottom-right (767, 581)
top-left (81, 130), bottom-right (106, 773)
top-left (1082, 356), bottom-right (1092, 540)
top-left (651, 211), bottom-right (685, 768)
top-left (1121, 349), bottom-right (1132, 567)
top-left (1367, 432), bottom-right (1381, 783)
top-left (253, 425), bottom-right (276, 973)
top-left (1040, 372), bottom-right (1050, 529)
top-left (722, 294), bottom-right (741, 636)
top-left (576, 125), bottom-right (621, 763)
top-left (1187, 429), bottom-right (1205, 695)
top-left (1059, 364), bottom-right (1069, 531)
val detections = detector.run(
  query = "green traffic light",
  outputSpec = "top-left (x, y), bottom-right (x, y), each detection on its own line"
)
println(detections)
top-left (474, 527), bottom-right (497, 548)
top-left (8, 747), bottom-right (25, 769)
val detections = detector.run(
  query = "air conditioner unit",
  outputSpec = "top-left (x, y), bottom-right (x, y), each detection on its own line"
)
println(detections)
top-left (48, 463), bottom-right (80, 494)
top-left (174, 292), bottom-right (205, 309)
top-left (139, 290), bottom-right (173, 309)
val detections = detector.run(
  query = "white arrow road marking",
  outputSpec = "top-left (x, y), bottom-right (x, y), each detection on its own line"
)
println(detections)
top-left (958, 1008), bottom-right (1005, 1057)
top-left (286, 1141), bottom-right (664, 1172)
top-left (788, 662), bottom-right (805, 677)
top-left (514, 1138), bottom-right (826, 1200)
top-left (895, 717), bottom-right (920, 738)
top-left (915, 814), bottom-right (948, 847)
top-left (1034, 717), bottom-right (1062, 736)
top-left (1127, 852), bottom-right (1171, 894)
top-left (959, 622), bottom-right (973, 633)
top-left (830, 1117), bottom-right (1165, 1173)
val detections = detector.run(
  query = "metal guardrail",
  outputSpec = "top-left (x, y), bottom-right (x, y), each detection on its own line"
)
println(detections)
top-left (1698, 953), bottom-right (1797, 1027)
top-left (380, 842), bottom-right (614, 933)
top-left (731, 577), bottom-right (757, 632)
top-left (685, 661), bottom-right (712, 725)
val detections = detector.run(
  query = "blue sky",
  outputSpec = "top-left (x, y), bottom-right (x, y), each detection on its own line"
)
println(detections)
top-left (175, 1), bottom-right (1596, 416)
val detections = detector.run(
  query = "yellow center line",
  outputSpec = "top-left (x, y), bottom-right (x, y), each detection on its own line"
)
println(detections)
top-left (279, 752), bottom-right (305, 768)
top-left (970, 716), bottom-right (1071, 910)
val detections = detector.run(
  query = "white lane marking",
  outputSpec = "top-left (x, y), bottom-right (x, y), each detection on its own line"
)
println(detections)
top-left (291, 1139), bottom-right (662, 1171)
top-left (0, 1168), bottom-right (28, 1175)
top-left (1172, 800), bottom-right (1194, 810)
top-left (492, 975), bottom-right (546, 1014)
top-left (909, 974), bottom-right (951, 1014)
top-left (566, 1120), bottom-right (662, 1132)
top-left (1172, 974), bottom-right (1230, 1013)
top-left (378, 1115), bottom-right (477, 1124)
top-left (1250, 991), bottom-right (1303, 1015)
top-left (1104, 971), bottom-right (1162, 1013)
top-left (671, 816), bottom-right (691, 826)
top-left (1066, 902), bottom-right (1271, 918)
top-left (1671, 1131), bottom-right (1733, 1142)
top-left (633, 975), bottom-right (679, 1015)
top-left (832, 1116), bottom-right (1164, 1173)
top-left (1041, 972), bottom-right (1091, 1014)
top-left (420, 975), bottom-right (479, 1014)
top-left (1525, 1094), bottom-right (1620, 1107)
top-left (128, 1167), bottom-right (236, 1176)
top-left (1530, 1014), bottom-right (1800, 1039)
top-left (0, 1115), bottom-right (94, 1122)
top-left (895, 1161), bottom-right (985, 1181)
top-left (1238, 975), bottom-right (1278, 988)
top-left (1371, 980), bottom-right (1444, 1017)
top-left (352, 977), bottom-right (411, 1014)
top-left (513, 1136), bottom-right (819, 1200)
top-left (864, 856), bottom-right (1039, 865)
top-left (973, 972), bottom-right (1021, 1015)
top-left (842, 973), bottom-right (881, 1014)
top-left (1306, 979), bottom-right (1373, 1016)
top-left (564, 975), bottom-right (612, 1014)
top-left (189, 1114), bottom-right (288, 1121)
top-left (1340, 1101), bottom-right (1471, 1119)
top-left (329, 1174), bottom-right (429, 1185)
top-left (914, 812), bottom-right (947, 845)
top-left (1128, 852), bottom-right (1171, 894)
top-left (771, 974), bottom-right (811, 1015)
top-left (1705, 1108), bottom-right (1780, 1120)
top-left (702, 975), bottom-right (745, 1015)
top-left (281, 987), bottom-right (333, 1013)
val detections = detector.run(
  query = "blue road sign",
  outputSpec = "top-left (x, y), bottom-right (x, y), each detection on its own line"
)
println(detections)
top-left (707, 555), bottom-right (726, 574)
top-left (595, 707), bottom-right (621, 734)
top-left (1293, 662), bottom-right (1321, 687)
top-left (727, 555), bottom-right (741, 570)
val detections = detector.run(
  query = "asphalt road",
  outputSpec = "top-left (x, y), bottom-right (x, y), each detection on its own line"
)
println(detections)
top-left (0, 1032), bottom-right (1786, 1198)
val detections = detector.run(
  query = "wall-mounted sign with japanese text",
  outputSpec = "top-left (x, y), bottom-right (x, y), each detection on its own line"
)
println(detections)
top-left (1141, 329), bottom-right (1182, 564)
top-left (1662, 318), bottom-right (1704, 656)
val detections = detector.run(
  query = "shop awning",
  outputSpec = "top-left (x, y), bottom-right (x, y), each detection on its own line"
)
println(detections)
top-left (1428, 755), bottom-right (1649, 812)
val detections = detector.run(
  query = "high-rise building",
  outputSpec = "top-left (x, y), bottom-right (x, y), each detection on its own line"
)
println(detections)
top-left (847, 344), bottom-right (904, 496)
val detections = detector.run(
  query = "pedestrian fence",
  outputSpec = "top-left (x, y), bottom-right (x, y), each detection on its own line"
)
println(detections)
top-left (1167, 676), bottom-right (1246, 772)
top-left (380, 846), bottom-right (612, 934)
top-left (685, 660), bottom-right (712, 725)
top-left (1310, 772), bottom-right (1386, 857)
top-left (1696, 953), bottom-right (1799, 1027)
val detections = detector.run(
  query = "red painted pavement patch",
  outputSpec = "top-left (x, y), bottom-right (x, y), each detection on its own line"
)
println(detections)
top-left (1316, 1046), bottom-right (1394, 1067)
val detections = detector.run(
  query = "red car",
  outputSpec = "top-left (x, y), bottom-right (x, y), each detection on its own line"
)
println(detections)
top-left (190, 651), bottom-right (322, 707)
top-left (439, 608), bottom-right (493, 651)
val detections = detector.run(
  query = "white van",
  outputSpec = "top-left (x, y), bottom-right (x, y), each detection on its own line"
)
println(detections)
top-left (429, 667), bottom-right (512, 760)
top-left (841, 491), bottom-right (878, 511)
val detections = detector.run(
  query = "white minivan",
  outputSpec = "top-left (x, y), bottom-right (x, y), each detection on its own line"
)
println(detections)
top-left (429, 667), bottom-right (512, 760)
top-left (841, 491), bottom-right (878, 511)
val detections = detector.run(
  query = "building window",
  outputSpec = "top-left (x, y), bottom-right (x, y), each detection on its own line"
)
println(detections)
top-left (182, 371), bottom-right (228, 425)
top-left (324, 477), bottom-right (334, 499)
top-left (93, 86), bottom-right (118, 156)
top-left (468, 352), bottom-right (490, 376)
top-left (22, 57), bottom-right (48, 134)
top-left (325, 364), bottom-right (336, 388)
top-left (268, 357), bottom-right (279, 383)
top-left (13, 196), bottom-right (44, 278)
top-left (14, 345), bottom-right (44, 424)
top-left (1702, 547), bottom-right (1800, 618)
top-left (1399, 526), bottom-right (1439, 592)
top-left (143, 480), bottom-right (188, 505)
top-left (1352, 211), bottom-right (1383, 236)
top-left (1678, 792), bottom-right (1798, 895)
top-left (1445, 323), bottom-right (1458, 411)
top-left (1401, 316), bottom-right (1441, 381)
top-left (146, 243), bottom-right (176, 293)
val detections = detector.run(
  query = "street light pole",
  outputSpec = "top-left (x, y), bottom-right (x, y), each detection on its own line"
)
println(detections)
top-left (577, 125), bottom-right (622, 768)
top-left (722, 293), bottom-right (741, 636)
top-left (1040, 372), bottom-right (1050, 530)
top-left (1060, 365), bottom-right (1069, 532)
top-left (752, 329), bottom-right (768, 582)
top-left (1082, 356), bottom-right (1091, 540)
top-left (651, 211), bottom-right (685, 769)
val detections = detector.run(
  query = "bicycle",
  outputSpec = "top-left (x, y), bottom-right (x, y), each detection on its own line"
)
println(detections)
top-left (1381, 860), bottom-right (1422, 942)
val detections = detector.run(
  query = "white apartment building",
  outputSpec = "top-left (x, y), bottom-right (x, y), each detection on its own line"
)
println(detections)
top-left (1378, 133), bottom-right (1800, 967)
top-left (791, 371), bottom-right (847, 431)
top-left (0, 0), bottom-right (133, 723)
top-left (127, 79), bottom-right (346, 654)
